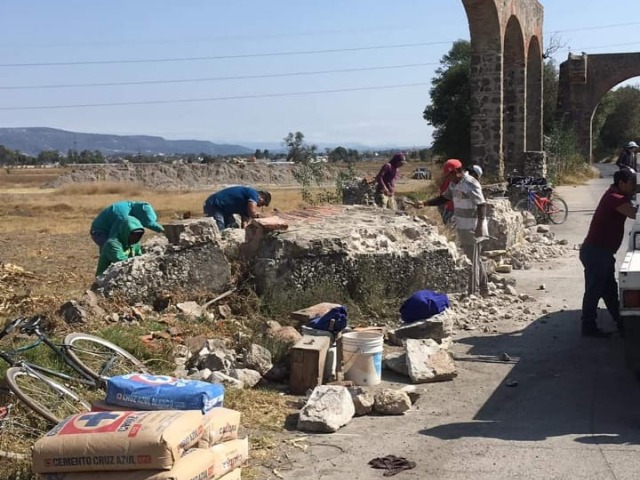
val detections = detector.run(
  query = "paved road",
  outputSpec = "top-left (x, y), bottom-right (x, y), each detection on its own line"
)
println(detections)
top-left (280, 167), bottom-right (640, 480)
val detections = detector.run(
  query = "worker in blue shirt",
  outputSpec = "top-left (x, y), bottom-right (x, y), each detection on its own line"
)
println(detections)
top-left (203, 186), bottom-right (271, 231)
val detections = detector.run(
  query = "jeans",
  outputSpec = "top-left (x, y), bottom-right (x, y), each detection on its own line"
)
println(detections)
top-left (579, 243), bottom-right (621, 327)
top-left (457, 229), bottom-right (488, 295)
top-left (90, 230), bottom-right (109, 248)
top-left (203, 206), bottom-right (238, 231)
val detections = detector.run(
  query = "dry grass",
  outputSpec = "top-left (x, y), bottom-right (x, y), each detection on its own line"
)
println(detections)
top-left (53, 181), bottom-right (147, 196)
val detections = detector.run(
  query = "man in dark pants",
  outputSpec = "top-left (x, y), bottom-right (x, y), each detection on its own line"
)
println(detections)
top-left (580, 169), bottom-right (637, 337)
top-left (203, 186), bottom-right (271, 231)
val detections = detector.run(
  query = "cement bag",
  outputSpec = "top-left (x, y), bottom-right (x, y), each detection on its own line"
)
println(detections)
top-left (32, 410), bottom-right (204, 473)
top-left (208, 438), bottom-right (249, 479)
top-left (38, 441), bottom-right (247, 480)
top-left (106, 374), bottom-right (225, 412)
top-left (198, 407), bottom-right (241, 448)
top-left (37, 449), bottom-right (243, 480)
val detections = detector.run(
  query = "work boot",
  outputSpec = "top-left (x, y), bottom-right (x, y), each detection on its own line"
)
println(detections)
top-left (581, 323), bottom-right (612, 338)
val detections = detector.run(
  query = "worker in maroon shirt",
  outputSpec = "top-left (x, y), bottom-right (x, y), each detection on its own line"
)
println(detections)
top-left (580, 169), bottom-right (637, 337)
top-left (375, 153), bottom-right (406, 209)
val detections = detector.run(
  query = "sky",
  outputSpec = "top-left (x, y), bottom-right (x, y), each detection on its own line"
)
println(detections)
top-left (0, 0), bottom-right (639, 149)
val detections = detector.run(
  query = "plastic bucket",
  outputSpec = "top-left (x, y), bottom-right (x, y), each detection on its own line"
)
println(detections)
top-left (342, 331), bottom-right (384, 386)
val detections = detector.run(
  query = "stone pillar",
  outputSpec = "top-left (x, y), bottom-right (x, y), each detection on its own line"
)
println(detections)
top-left (503, 65), bottom-right (526, 173)
top-left (469, 49), bottom-right (504, 180)
top-left (523, 151), bottom-right (547, 178)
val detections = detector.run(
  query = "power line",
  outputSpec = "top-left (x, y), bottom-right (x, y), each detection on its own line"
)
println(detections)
top-left (0, 82), bottom-right (426, 111)
top-left (0, 62), bottom-right (439, 90)
top-left (0, 41), bottom-right (451, 68)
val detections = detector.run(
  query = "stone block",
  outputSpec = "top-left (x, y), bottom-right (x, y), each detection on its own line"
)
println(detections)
top-left (405, 339), bottom-right (457, 384)
top-left (297, 386), bottom-right (355, 433)
top-left (229, 368), bottom-right (262, 388)
top-left (384, 352), bottom-right (409, 376)
top-left (251, 206), bottom-right (467, 297)
top-left (93, 242), bottom-right (232, 304)
top-left (373, 389), bottom-right (412, 415)
top-left (290, 303), bottom-right (342, 324)
top-left (58, 301), bottom-right (88, 325)
top-left (164, 217), bottom-right (219, 247)
top-left (388, 310), bottom-right (453, 345)
top-left (485, 199), bottom-right (524, 251)
top-left (244, 344), bottom-right (273, 375)
top-left (209, 371), bottom-right (244, 389)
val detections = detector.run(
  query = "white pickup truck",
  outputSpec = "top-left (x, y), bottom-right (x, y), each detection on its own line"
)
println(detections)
top-left (618, 217), bottom-right (640, 373)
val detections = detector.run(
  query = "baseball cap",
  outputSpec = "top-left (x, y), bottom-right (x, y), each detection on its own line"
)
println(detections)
top-left (471, 165), bottom-right (483, 178)
top-left (442, 159), bottom-right (463, 175)
top-left (627, 141), bottom-right (639, 148)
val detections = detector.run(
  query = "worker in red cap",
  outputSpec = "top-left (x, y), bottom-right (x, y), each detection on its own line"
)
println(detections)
top-left (426, 159), bottom-right (489, 296)
top-left (374, 153), bottom-right (406, 209)
top-left (437, 159), bottom-right (460, 225)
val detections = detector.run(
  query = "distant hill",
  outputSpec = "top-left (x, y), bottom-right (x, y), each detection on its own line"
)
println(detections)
top-left (0, 127), bottom-right (253, 156)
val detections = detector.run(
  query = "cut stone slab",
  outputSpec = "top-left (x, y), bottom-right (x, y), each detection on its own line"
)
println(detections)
top-left (405, 339), bottom-right (457, 384)
top-left (244, 343), bottom-right (273, 375)
top-left (373, 389), bottom-right (412, 415)
top-left (384, 352), bottom-right (409, 377)
top-left (229, 368), bottom-right (262, 388)
top-left (164, 217), bottom-right (219, 247)
top-left (495, 264), bottom-right (513, 274)
top-left (269, 326), bottom-right (302, 345)
top-left (208, 371), bottom-right (244, 389)
top-left (388, 310), bottom-right (453, 346)
top-left (297, 386), bottom-right (355, 433)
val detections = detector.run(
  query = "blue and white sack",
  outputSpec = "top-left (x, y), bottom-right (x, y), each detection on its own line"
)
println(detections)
top-left (106, 374), bottom-right (225, 413)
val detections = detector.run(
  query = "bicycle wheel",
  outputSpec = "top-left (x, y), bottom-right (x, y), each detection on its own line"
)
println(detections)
top-left (546, 196), bottom-right (568, 225)
top-left (64, 333), bottom-right (149, 381)
top-left (5, 367), bottom-right (90, 424)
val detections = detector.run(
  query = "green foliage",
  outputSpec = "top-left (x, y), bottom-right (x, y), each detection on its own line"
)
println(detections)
top-left (597, 85), bottom-right (640, 152)
top-left (543, 60), bottom-right (559, 135)
top-left (284, 131), bottom-right (325, 203)
top-left (423, 40), bottom-right (471, 160)
top-left (545, 122), bottom-right (588, 183)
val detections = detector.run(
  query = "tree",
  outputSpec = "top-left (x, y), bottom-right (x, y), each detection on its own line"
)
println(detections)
top-left (543, 60), bottom-right (559, 136)
top-left (423, 39), bottom-right (472, 161)
top-left (254, 148), bottom-right (263, 159)
top-left (598, 86), bottom-right (640, 151)
top-left (329, 146), bottom-right (348, 163)
top-left (263, 149), bottom-right (270, 160)
top-left (283, 131), bottom-right (323, 203)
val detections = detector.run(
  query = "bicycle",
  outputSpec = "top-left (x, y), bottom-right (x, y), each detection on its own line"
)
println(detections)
top-left (0, 315), bottom-right (149, 423)
top-left (513, 185), bottom-right (569, 225)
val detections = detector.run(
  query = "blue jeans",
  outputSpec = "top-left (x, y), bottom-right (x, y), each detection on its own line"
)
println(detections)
top-left (580, 243), bottom-right (621, 327)
top-left (90, 230), bottom-right (109, 248)
top-left (203, 206), bottom-right (238, 231)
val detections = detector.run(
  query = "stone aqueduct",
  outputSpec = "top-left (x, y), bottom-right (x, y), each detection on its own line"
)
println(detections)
top-left (461, 0), bottom-right (640, 176)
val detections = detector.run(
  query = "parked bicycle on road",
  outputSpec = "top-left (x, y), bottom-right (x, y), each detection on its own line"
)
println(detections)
top-left (0, 315), bottom-right (149, 423)
top-left (513, 184), bottom-right (569, 224)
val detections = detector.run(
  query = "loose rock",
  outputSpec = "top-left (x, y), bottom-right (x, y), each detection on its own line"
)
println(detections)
top-left (244, 344), bottom-right (273, 375)
top-left (297, 386), bottom-right (355, 433)
top-left (405, 339), bottom-right (457, 384)
top-left (373, 389), bottom-right (412, 415)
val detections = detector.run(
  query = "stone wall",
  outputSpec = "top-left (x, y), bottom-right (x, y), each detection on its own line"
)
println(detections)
top-left (248, 206), bottom-right (469, 297)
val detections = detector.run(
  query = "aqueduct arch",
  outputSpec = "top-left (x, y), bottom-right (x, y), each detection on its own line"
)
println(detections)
top-left (461, 0), bottom-right (544, 179)
top-left (558, 53), bottom-right (640, 161)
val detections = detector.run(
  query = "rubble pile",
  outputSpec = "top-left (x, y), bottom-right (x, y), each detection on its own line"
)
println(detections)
top-left (249, 206), bottom-right (469, 296)
top-left (341, 178), bottom-right (376, 206)
top-left (93, 218), bottom-right (232, 303)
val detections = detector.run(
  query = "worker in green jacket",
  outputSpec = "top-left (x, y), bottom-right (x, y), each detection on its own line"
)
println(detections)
top-left (96, 216), bottom-right (145, 276)
top-left (90, 201), bottom-right (164, 248)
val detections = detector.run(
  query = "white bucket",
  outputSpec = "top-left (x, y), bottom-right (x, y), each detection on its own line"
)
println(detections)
top-left (342, 331), bottom-right (384, 386)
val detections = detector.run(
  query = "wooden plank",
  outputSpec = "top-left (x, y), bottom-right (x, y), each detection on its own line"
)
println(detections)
top-left (290, 302), bottom-right (342, 324)
top-left (289, 336), bottom-right (330, 395)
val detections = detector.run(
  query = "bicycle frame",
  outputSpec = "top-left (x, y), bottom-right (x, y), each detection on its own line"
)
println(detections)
top-left (0, 330), bottom-right (97, 387)
top-left (523, 189), bottom-right (553, 216)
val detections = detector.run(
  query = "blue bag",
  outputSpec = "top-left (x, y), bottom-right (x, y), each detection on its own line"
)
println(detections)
top-left (399, 290), bottom-right (449, 323)
top-left (307, 305), bottom-right (348, 334)
top-left (106, 374), bottom-right (225, 413)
